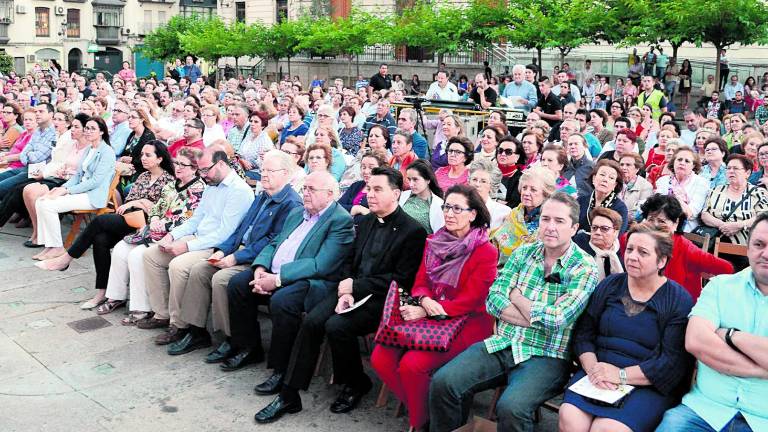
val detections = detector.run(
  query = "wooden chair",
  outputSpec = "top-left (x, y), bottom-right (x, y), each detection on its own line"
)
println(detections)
top-left (63, 169), bottom-right (121, 248)
top-left (713, 237), bottom-right (748, 260)
top-left (683, 232), bottom-right (711, 252)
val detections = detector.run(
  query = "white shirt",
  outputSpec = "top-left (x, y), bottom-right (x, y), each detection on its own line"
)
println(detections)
top-left (425, 81), bottom-right (460, 101)
top-left (203, 123), bottom-right (226, 147)
top-left (486, 197), bottom-right (512, 231)
top-left (654, 174), bottom-right (710, 232)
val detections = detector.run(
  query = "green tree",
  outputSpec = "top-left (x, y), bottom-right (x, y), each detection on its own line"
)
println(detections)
top-left (252, 17), bottom-right (310, 80)
top-left (617, 0), bottom-right (688, 59)
top-left (138, 15), bottom-right (202, 63)
top-left (661, 0), bottom-right (768, 86)
top-left (385, 1), bottom-right (470, 65)
top-left (296, 10), bottom-right (384, 84)
top-left (0, 51), bottom-right (13, 75)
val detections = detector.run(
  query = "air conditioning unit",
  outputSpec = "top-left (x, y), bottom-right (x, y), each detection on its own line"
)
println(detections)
top-left (27, 55), bottom-right (35, 63)
top-left (55, 6), bottom-right (65, 16)
top-left (15, 4), bottom-right (26, 14)
top-left (121, 28), bottom-right (131, 35)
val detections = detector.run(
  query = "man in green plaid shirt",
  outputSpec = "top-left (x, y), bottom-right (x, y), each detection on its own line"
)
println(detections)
top-left (430, 192), bottom-right (599, 432)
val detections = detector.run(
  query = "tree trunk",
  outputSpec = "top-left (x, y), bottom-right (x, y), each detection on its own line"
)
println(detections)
top-left (537, 47), bottom-right (542, 75)
top-left (288, 56), bottom-right (292, 78)
top-left (356, 55), bottom-right (360, 79)
top-left (672, 42), bottom-right (680, 60)
top-left (714, 44), bottom-right (722, 92)
top-left (348, 54), bottom-right (353, 87)
top-left (437, 52), bottom-right (444, 66)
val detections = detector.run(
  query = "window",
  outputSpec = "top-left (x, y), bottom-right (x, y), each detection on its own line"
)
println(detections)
top-left (180, 6), bottom-right (214, 19)
top-left (235, 1), bottom-right (245, 23)
top-left (66, 9), bottom-right (80, 38)
top-left (94, 6), bottom-right (122, 27)
top-left (0, 0), bottom-right (13, 24)
top-left (276, 0), bottom-right (287, 23)
top-left (36, 7), bottom-right (50, 37)
top-left (158, 10), bottom-right (166, 25)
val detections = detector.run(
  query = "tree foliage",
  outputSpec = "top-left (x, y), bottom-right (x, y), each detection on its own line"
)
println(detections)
top-left (383, 1), bottom-right (470, 60)
top-left (0, 51), bottom-right (13, 75)
top-left (138, 15), bottom-right (202, 62)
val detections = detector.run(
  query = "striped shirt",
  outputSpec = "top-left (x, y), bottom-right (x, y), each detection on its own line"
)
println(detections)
top-left (484, 241), bottom-right (598, 363)
top-left (703, 185), bottom-right (768, 245)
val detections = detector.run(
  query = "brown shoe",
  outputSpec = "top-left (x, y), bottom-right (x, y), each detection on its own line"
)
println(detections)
top-left (155, 325), bottom-right (188, 346)
top-left (136, 317), bottom-right (170, 330)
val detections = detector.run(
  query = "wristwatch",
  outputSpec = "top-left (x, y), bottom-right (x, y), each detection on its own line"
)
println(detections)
top-left (274, 274), bottom-right (281, 288)
top-left (619, 368), bottom-right (627, 386)
top-left (725, 328), bottom-right (743, 354)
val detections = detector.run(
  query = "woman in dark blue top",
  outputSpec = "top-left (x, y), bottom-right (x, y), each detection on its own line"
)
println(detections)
top-left (577, 159), bottom-right (629, 234)
top-left (337, 151), bottom-right (387, 225)
top-left (560, 224), bottom-right (694, 432)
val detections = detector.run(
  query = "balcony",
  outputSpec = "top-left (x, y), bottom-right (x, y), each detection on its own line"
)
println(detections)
top-left (0, 0), bottom-right (11, 44)
top-left (94, 25), bottom-right (120, 45)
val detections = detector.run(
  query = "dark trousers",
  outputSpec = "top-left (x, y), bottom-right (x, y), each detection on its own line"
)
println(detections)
top-left (0, 178), bottom-right (63, 227)
top-left (284, 291), bottom-right (383, 391)
top-left (719, 68), bottom-right (730, 90)
top-left (226, 269), bottom-right (270, 352)
top-left (67, 213), bottom-right (134, 289)
top-left (0, 168), bottom-right (28, 200)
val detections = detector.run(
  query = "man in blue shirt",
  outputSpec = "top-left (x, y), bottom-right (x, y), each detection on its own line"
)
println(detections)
top-left (657, 213), bottom-right (768, 432)
top-left (140, 148), bottom-right (254, 346)
top-left (109, 100), bottom-right (132, 156)
top-left (397, 108), bottom-right (428, 158)
top-left (501, 64), bottom-right (538, 113)
top-left (0, 103), bottom-right (55, 198)
top-left (183, 56), bottom-right (202, 83)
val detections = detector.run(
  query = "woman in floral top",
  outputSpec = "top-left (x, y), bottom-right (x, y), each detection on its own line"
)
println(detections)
top-left (37, 140), bottom-right (176, 312)
top-left (490, 167), bottom-right (556, 267)
top-left (106, 147), bottom-right (205, 324)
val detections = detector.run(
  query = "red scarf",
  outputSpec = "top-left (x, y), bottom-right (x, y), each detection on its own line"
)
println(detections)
top-left (498, 162), bottom-right (519, 178)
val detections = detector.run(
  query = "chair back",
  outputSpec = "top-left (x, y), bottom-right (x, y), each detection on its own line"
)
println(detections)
top-left (713, 237), bottom-right (748, 259)
top-left (684, 232), bottom-right (711, 252)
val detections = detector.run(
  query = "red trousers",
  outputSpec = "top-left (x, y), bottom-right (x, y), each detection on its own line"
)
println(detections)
top-left (371, 324), bottom-right (487, 429)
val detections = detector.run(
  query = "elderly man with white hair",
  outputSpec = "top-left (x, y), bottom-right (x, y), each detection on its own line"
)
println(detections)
top-left (502, 64), bottom-right (538, 113)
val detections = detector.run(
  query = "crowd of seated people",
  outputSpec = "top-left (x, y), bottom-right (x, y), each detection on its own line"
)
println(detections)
top-left (2, 63), bottom-right (765, 432)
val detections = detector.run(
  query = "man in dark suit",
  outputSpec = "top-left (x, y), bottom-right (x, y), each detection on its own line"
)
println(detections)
top-left (224, 171), bottom-right (355, 373)
top-left (254, 166), bottom-right (428, 424)
top-left (167, 150), bottom-right (302, 359)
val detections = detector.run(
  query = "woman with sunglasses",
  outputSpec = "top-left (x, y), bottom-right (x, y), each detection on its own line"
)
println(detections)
top-left (37, 140), bottom-right (175, 311)
top-left (495, 136), bottom-right (526, 208)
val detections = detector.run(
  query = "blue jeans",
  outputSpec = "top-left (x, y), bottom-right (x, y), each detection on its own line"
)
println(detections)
top-left (0, 167), bottom-right (29, 200)
top-left (429, 342), bottom-right (570, 432)
top-left (656, 404), bottom-right (754, 432)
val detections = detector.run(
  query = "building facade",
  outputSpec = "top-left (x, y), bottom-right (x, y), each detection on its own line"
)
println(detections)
top-left (0, 0), bottom-right (216, 76)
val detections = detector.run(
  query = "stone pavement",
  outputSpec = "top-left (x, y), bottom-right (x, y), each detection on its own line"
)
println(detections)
top-left (0, 226), bottom-right (558, 432)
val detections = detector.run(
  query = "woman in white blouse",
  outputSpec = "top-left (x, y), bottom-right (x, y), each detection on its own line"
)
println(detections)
top-left (654, 145), bottom-right (710, 232)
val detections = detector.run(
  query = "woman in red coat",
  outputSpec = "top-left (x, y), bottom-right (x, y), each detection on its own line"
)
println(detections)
top-left (371, 184), bottom-right (497, 432)
top-left (619, 193), bottom-right (733, 300)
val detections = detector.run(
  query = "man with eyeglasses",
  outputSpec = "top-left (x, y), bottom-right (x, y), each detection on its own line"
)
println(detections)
top-left (155, 100), bottom-right (185, 142)
top-left (254, 166), bottom-right (427, 423)
top-left (109, 100), bottom-right (132, 156)
top-left (141, 148), bottom-right (253, 346)
top-left (0, 103), bottom-right (55, 199)
top-left (430, 192), bottom-right (598, 432)
top-left (362, 98), bottom-right (396, 139)
top-left (228, 171), bottom-right (352, 401)
top-left (226, 103), bottom-right (251, 152)
top-left (168, 117), bottom-right (205, 158)
top-left (397, 108), bottom-right (428, 158)
top-left (166, 150), bottom-right (303, 358)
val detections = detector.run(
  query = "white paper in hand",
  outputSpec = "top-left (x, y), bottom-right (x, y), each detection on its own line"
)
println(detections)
top-left (569, 374), bottom-right (634, 404)
top-left (338, 294), bottom-right (373, 314)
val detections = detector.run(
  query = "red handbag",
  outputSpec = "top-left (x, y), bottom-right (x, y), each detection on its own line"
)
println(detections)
top-left (374, 281), bottom-right (468, 352)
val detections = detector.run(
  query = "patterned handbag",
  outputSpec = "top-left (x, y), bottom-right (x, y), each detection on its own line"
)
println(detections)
top-left (374, 281), bottom-right (468, 352)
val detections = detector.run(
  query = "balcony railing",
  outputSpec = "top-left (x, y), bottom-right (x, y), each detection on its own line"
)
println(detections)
top-left (94, 25), bottom-right (120, 45)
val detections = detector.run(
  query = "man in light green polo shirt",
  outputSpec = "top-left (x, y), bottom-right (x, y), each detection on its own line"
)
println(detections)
top-left (657, 213), bottom-right (768, 432)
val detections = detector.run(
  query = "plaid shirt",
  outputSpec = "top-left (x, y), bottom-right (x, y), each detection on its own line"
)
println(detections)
top-left (484, 241), bottom-right (598, 364)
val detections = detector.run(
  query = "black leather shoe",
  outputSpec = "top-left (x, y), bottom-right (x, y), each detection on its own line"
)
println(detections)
top-left (329, 380), bottom-right (373, 414)
top-left (205, 341), bottom-right (234, 364)
top-left (254, 372), bottom-right (284, 395)
top-left (254, 395), bottom-right (302, 424)
top-left (219, 349), bottom-right (264, 371)
top-left (167, 331), bottom-right (211, 356)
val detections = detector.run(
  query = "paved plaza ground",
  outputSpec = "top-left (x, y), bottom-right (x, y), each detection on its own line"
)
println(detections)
top-left (0, 225), bottom-right (557, 432)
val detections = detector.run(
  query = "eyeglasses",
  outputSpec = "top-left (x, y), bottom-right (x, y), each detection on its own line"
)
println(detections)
top-left (173, 161), bottom-right (193, 168)
top-left (447, 149), bottom-right (466, 156)
top-left (113, 109), bottom-right (127, 114)
top-left (184, 123), bottom-right (202, 129)
top-left (2, 110), bottom-right (14, 114)
top-left (281, 149), bottom-right (300, 156)
top-left (304, 186), bottom-right (330, 194)
top-left (591, 224), bottom-right (614, 234)
top-left (470, 177), bottom-right (490, 185)
top-left (198, 161), bottom-right (218, 175)
top-left (316, 113), bottom-right (331, 118)
top-left (263, 168), bottom-right (287, 175)
top-left (497, 148), bottom-right (516, 156)
top-left (441, 204), bottom-right (473, 214)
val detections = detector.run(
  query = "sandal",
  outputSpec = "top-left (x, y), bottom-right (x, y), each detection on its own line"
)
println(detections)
top-left (121, 311), bottom-right (152, 326)
top-left (95, 299), bottom-right (127, 315)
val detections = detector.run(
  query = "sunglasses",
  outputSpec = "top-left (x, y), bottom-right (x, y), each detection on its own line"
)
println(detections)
top-left (497, 148), bottom-right (516, 156)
